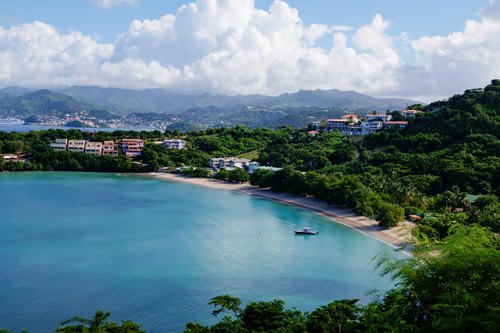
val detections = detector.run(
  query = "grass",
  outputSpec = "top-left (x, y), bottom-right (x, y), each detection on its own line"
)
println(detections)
top-left (237, 149), bottom-right (260, 160)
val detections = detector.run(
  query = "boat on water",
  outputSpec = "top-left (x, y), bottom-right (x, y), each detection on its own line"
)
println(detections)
top-left (294, 227), bottom-right (319, 235)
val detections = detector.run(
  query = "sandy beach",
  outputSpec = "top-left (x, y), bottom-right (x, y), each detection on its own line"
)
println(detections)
top-left (147, 172), bottom-right (414, 254)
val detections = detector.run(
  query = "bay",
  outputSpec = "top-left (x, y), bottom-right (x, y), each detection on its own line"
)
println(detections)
top-left (0, 123), bottom-right (153, 133)
top-left (0, 172), bottom-right (404, 332)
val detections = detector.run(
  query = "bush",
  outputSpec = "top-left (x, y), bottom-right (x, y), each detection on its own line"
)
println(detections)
top-left (228, 168), bottom-right (249, 183)
top-left (376, 202), bottom-right (405, 228)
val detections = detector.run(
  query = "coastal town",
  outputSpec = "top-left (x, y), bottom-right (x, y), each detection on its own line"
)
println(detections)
top-left (30, 109), bottom-right (420, 176)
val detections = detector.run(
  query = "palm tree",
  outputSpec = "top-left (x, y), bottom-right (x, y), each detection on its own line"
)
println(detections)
top-left (57, 310), bottom-right (110, 333)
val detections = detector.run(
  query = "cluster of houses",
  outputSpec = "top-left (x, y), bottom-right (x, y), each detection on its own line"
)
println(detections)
top-left (49, 138), bottom-right (188, 157)
top-left (50, 139), bottom-right (134, 156)
top-left (312, 110), bottom-right (421, 136)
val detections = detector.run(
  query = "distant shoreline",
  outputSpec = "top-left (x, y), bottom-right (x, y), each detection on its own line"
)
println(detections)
top-left (146, 172), bottom-right (414, 255)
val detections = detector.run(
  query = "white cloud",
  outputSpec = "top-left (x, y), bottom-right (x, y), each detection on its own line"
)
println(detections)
top-left (90, 0), bottom-right (139, 9)
top-left (0, 0), bottom-right (498, 101)
top-left (410, 0), bottom-right (500, 98)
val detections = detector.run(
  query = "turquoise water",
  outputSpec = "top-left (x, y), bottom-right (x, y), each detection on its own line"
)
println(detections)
top-left (0, 172), bottom-right (404, 332)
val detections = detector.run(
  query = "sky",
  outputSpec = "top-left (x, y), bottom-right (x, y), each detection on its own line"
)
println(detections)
top-left (0, 0), bottom-right (499, 101)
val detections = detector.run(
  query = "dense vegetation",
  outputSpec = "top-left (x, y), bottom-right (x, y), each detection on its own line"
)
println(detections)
top-left (1, 81), bottom-right (499, 332)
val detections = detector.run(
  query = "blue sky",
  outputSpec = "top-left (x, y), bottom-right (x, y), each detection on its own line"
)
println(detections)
top-left (0, 0), bottom-right (498, 100)
top-left (0, 0), bottom-right (488, 42)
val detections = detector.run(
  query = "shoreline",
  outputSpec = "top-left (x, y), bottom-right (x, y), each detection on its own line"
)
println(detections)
top-left (146, 173), bottom-right (414, 255)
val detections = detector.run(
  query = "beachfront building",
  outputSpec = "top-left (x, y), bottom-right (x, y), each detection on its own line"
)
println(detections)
top-left (164, 139), bottom-right (187, 150)
top-left (85, 141), bottom-right (103, 156)
top-left (208, 157), bottom-right (250, 170)
top-left (50, 139), bottom-right (68, 151)
top-left (67, 140), bottom-right (86, 153)
top-left (121, 139), bottom-right (144, 157)
top-left (102, 141), bottom-right (119, 156)
top-left (365, 114), bottom-right (392, 122)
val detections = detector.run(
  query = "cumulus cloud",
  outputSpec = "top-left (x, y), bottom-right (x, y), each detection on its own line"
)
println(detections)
top-left (90, 0), bottom-right (139, 9)
top-left (0, 0), bottom-right (498, 100)
top-left (410, 0), bottom-right (500, 98)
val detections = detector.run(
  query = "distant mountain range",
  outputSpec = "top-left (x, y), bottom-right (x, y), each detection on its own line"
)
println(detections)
top-left (0, 85), bottom-right (421, 129)
top-left (56, 86), bottom-right (419, 114)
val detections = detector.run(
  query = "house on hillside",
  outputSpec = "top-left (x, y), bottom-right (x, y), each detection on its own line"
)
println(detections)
top-left (102, 141), bottom-right (119, 156)
top-left (121, 139), bottom-right (144, 157)
top-left (361, 121), bottom-right (384, 135)
top-left (85, 142), bottom-right (103, 156)
top-left (384, 121), bottom-right (408, 129)
top-left (164, 139), bottom-right (187, 150)
top-left (50, 139), bottom-right (68, 151)
top-left (67, 140), bottom-right (86, 153)
top-left (365, 114), bottom-right (392, 122)
top-left (402, 109), bottom-right (422, 118)
top-left (341, 114), bottom-right (360, 123)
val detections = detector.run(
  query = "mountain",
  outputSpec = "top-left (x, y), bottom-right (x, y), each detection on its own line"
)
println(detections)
top-left (0, 89), bottom-right (117, 120)
top-left (59, 86), bottom-right (419, 115)
top-left (0, 86), bottom-right (33, 97)
top-left (260, 89), bottom-right (417, 110)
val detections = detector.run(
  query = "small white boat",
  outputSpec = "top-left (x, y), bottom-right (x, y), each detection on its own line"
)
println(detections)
top-left (294, 227), bottom-right (319, 235)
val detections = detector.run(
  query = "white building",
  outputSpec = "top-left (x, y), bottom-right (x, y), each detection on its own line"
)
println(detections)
top-left (402, 110), bottom-right (422, 118)
top-left (341, 114), bottom-right (360, 123)
top-left (67, 140), bottom-right (86, 153)
top-left (164, 139), bottom-right (187, 150)
top-left (85, 142), bottom-right (103, 156)
top-left (50, 139), bottom-right (68, 151)
top-left (361, 121), bottom-right (384, 135)
top-left (208, 157), bottom-right (250, 170)
top-left (365, 114), bottom-right (392, 122)
top-left (327, 119), bottom-right (350, 131)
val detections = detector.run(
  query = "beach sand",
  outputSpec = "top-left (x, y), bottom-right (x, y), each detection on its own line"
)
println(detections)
top-left (147, 173), bottom-right (414, 254)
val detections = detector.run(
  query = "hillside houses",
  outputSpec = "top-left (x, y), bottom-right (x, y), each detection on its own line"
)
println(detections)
top-left (49, 139), bottom-right (143, 157)
top-left (318, 110), bottom-right (417, 136)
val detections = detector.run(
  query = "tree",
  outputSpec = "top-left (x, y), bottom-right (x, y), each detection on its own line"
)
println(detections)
top-left (249, 168), bottom-right (272, 186)
top-left (375, 226), bottom-right (500, 332)
top-left (208, 295), bottom-right (242, 317)
top-left (57, 310), bottom-right (145, 333)
top-left (214, 169), bottom-right (230, 181)
top-left (306, 299), bottom-right (360, 333)
top-left (376, 202), bottom-right (405, 228)
top-left (228, 168), bottom-right (249, 183)
top-left (241, 300), bottom-right (305, 332)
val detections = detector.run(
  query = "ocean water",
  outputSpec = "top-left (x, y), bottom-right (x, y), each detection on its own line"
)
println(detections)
top-left (0, 172), bottom-right (405, 332)
top-left (0, 122), bottom-right (152, 133)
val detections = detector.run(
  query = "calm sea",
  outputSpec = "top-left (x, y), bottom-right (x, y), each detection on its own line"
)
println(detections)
top-left (0, 172), bottom-right (405, 332)
top-left (0, 122), bottom-right (152, 133)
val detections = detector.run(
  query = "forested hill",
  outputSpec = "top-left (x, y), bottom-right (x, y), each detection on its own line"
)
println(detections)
top-left (0, 89), bottom-right (117, 120)
top-left (364, 79), bottom-right (499, 195)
